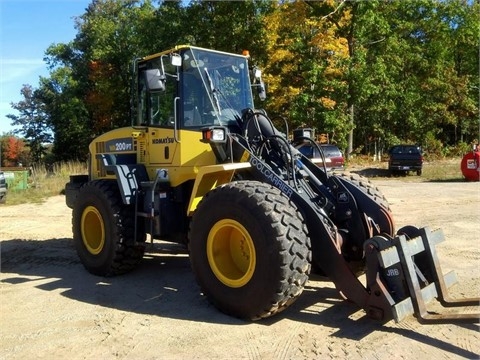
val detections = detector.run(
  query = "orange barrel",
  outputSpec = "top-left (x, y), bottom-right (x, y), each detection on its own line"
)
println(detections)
top-left (460, 151), bottom-right (480, 181)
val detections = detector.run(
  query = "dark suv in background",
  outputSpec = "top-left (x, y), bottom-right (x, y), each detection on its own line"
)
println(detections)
top-left (0, 171), bottom-right (7, 204)
top-left (388, 144), bottom-right (423, 176)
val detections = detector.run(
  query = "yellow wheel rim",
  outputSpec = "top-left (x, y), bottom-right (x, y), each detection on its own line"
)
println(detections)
top-left (80, 206), bottom-right (105, 255)
top-left (207, 219), bottom-right (256, 288)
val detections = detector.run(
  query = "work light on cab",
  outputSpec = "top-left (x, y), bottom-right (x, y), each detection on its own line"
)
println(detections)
top-left (201, 127), bottom-right (227, 143)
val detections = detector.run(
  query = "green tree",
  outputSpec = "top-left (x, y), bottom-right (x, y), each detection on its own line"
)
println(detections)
top-left (41, 0), bottom-right (273, 161)
top-left (16, 0), bottom-right (479, 163)
top-left (370, 0), bottom-right (477, 151)
top-left (42, 0), bottom-right (188, 147)
top-left (325, 0), bottom-right (479, 155)
top-left (184, 0), bottom-right (273, 57)
top-left (7, 85), bottom-right (52, 163)
top-left (36, 68), bottom-right (91, 161)
top-left (63, 0), bottom-right (160, 132)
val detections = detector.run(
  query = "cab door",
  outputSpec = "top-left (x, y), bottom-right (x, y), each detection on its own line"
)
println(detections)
top-left (137, 55), bottom-right (180, 165)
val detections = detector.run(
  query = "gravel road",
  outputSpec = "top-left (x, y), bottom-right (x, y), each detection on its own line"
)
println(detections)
top-left (0, 178), bottom-right (479, 359)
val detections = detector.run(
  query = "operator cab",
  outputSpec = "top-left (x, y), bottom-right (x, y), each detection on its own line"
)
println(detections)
top-left (133, 46), bottom-right (264, 132)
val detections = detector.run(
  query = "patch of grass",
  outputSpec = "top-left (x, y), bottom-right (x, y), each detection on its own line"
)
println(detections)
top-left (1, 157), bottom-right (469, 206)
top-left (347, 157), bottom-right (466, 182)
top-left (422, 159), bottom-right (464, 181)
top-left (3, 161), bottom-right (88, 206)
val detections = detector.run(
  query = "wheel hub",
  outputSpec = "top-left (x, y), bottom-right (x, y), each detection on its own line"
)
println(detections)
top-left (207, 219), bottom-right (256, 288)
top-left (80, 206), bottom-right (105, 255)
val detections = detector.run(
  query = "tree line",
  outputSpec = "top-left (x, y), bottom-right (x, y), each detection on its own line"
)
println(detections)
top-left (4, 0), bottom-right (479, 165)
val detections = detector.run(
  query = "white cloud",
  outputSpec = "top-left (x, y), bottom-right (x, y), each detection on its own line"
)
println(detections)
top-left (0, 58), bottom-right (47, 84)
top-left (1, 58), bottom-right (45, 65)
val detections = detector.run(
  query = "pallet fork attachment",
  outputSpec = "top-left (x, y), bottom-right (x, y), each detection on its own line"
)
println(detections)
top-left (364, 227), bottom-right (480, 324)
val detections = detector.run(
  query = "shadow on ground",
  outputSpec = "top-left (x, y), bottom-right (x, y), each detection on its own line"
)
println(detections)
top-left (1, 237), bottom-right (477, 358)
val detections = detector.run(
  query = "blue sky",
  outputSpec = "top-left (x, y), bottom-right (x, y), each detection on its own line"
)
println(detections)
top-left (0, 0), bottom-right (91, 134)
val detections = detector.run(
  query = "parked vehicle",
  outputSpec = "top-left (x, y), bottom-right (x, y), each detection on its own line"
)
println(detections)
top-left (0, 171), bottom-right (7, 204)
top-left (296, 143), bottom-right (345, 170)
top-left (388, 144), bottom-right (423, 176)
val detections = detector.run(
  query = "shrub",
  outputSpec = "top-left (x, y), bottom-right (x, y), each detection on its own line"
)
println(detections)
top-left (3, 161), bottom-right (87, 205)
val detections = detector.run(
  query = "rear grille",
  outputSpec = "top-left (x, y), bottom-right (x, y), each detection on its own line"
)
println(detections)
top-left (95, 141), bottom-right (106, 177)
top-left (95, 141), bottom-right (105, 153)
top-left (138, 140), bottom-right (146, 163)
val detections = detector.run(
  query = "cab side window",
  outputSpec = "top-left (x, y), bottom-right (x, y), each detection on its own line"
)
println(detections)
top-left (183, 73), bottom-right (203, 126)
top-left (138, 59), bottom-right (177, 127)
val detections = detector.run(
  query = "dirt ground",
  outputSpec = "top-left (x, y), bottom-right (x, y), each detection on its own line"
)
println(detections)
top-left (1, 178), bottom-right (479, 360)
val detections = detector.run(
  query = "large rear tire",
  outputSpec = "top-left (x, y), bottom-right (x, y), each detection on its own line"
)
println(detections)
top-left (313, 172), bottom-right (393, 276)
top-left (337, 172), bottom-right (391, 211)
top-left (189, 181), bottom-right (311, 320)
top-left (72, 180), bottom-right (145, 276)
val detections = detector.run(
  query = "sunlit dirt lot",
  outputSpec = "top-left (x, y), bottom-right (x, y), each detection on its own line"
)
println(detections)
top-left (1, 178), bottom-right (479, 359)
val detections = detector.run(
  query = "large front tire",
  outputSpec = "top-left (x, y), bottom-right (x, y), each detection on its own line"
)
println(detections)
top-left (189, 181), bottom-right (311, 320)
top-left (72, 180), bottom-right (145, 276)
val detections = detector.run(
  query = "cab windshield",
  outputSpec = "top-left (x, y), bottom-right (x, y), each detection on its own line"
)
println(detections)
top-left (181, 48), bottom-right (254, 128)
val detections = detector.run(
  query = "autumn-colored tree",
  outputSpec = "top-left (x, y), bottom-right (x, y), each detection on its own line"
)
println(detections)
top-left (269, 0), bottom-right (479, 155)
top-left (84, 60), bottom-right (117, 131)
top-left (10, 0), bottom-right (479, 163)
top-left (2, 137), bottom-right (25, 166)
top-left (262, 0), bottom-right (351, 148)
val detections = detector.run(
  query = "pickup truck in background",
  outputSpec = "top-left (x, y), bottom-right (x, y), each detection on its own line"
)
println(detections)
top-left (388, 144), bottom-right (424, 176)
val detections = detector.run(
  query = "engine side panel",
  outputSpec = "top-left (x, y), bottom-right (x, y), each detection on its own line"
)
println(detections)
top-left (89, 126), bottom-right (217, 187)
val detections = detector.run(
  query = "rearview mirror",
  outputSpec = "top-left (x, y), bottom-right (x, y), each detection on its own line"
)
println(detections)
top-left (252, 66), bottom-right (266, 101)
top-left (258, 81), bottom-right (266, 101)
top-left (145, 69), bottom-right (166, 92)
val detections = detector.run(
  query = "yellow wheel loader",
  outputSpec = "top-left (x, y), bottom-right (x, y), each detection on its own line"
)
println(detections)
top-left (66, 45), bottom-right (479, 323)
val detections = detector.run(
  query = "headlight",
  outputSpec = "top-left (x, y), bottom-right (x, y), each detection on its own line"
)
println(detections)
top-left (201, 127), bottom-right (227, 143)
